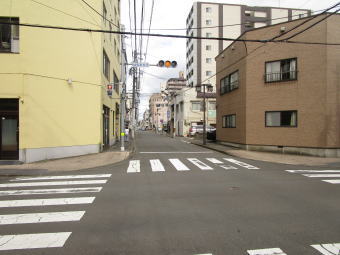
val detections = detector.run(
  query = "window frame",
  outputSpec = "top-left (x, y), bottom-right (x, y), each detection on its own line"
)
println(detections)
top-left (191, 101), bottom-right (202, 111)
top-left (220, 70), bottom-right (239, 95)
top-left (103, 50), bottom-right (110, 80)
top-left (0, 17), bottom-right (19, 53)
top-left (265, 110), bottom-right (298, 127)
top-left (222, 114), bottom-right (236, 128)
top-left (265, 57), bottom-right (298, 83)
top-left (206, 45), bottom-right (212, 51)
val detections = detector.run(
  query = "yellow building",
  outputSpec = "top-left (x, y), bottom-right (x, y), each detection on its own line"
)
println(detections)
top-left (0, 0), bottom-right (122, 162)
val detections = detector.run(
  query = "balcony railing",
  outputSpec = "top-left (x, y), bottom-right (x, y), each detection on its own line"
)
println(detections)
top-left (265, 70), bottom-right (297, 83)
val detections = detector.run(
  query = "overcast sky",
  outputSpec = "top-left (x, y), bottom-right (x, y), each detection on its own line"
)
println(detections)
top-left (120, 0), bottom-right (338, 119)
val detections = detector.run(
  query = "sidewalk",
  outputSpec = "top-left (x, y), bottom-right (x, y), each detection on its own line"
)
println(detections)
top-left (185, 138), bottom-right (340, 167)
top-left (0, 140), bottom-right (133, 174)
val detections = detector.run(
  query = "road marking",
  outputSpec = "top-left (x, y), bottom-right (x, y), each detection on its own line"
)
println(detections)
top-left (322, 180), bottom-right (340, 184)
top-left (0, 211), bottom-right (85, 225)
top-left (302, 174), bottom-right (340, 178)
top-left (286, 170), bottom-right (340, 173)
top-left (219, 165), bottom-right (237, 170)
top-left (0, 197), bottom-right (95, 208)
top-left (0, 180), bottom-right (107, 188)
top-left (0, 187), bottom-right (102, 196)
top-left (150, 159), bottom-right (165, 172)
top-left (247, 248), bottom-right (286, 255)
top-left (169, 159), bottom-right (190, 171)
top-left (12, 174), bottom-right (112, 181)
top-left (223, 158), bottom-right (259, 169)
top-left (206, 158), bottom-right (223, 164)
top-left (187, 158), bottom-right (213, 170)
top-left (140, 151), bottom-right (213, 154)
top-left (127, 160), bottom-right (140, 173)
top-left (0, 232), bottom-right (72, 251)
top-left (311, 243), bottom-right (340, 255)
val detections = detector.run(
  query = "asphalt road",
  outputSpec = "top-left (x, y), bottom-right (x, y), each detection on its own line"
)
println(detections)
top-left (0, 131), bottom-right (339, 255)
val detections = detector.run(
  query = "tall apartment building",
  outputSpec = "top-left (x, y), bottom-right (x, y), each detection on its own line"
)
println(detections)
top-left (186, 2), bottom-right (311, 88)
top-left (0, 0), bottom-right (122, 162)
top-left (149, 93), bottom-right (168, 131)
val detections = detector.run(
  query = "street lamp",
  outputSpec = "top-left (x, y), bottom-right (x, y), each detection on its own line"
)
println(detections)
top-left (196, 83), bottom-right (213, 145)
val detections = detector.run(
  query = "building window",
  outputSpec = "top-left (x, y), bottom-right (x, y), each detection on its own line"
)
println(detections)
top-left (223, 114), bottom-right (236, 128)
top-left (220, 70), bottom-right (239, 95)
top-left (206, 58), bottom-right (212, 63)
top-left (206, 7), bottom-right (212, 13)
top-left (208, 101), bottom-right (216, 110)
top-left (113, 71), bottom-right (119, 93)
top-left (191, 101), bottom-right (202, 111)
top-left (265, 58), bottom-right (297, 82)
top-left (206, 19), bottom-right (212, 25)
top-left (103, 50), bottom-right (110, 80)
top-left (206, 45), bottom-right (212, 50)
top-left (206, 32), bottom-right (212, 38)
top-left (245, 21), bottom-right (254, 28)
top-left (206, 71), bottom-right (212, 76)
top-left (103, 3), bottom-right (107, 26)
top-left (265, 111), bottom-right (297, 127)
top-left (0, 17), bottom-right (19, 53)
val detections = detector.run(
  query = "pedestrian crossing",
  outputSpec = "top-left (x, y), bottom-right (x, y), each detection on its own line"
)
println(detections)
top-left (0, 173), bottom-right (111, 251)
top-left (191, 242), bottom-right (340, 255)
top-left (286, 170), bottom-right (340, 185)
top-left (126, 158), bottom-right (259, 173)
top-left (246, 242), bottom-right (340, 254)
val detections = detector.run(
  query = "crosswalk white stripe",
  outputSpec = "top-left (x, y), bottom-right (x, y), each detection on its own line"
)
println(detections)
top-left (187, 158), bottom-right (213, 170)
top-left (302, 174), bottom-right (340, 178)
top-left (0, 211), bottom-right (85, 225)
top-left (150, 159), bottom-right (165, 172)
top-left (206, 158), bottom-right (223, 164)
top-left (13, 174), bottom-right (111, 181)
top-left (169, 159), bottom-right (190, 171)
top-left (0, 187), bottom-right (102, 196)
top-left (0, 197), bottom-right (95, 208)
top-left (322, 179), bottom-right (340, 184)
top-left (311, 243), bottom-right (340, 255)
top-left (219, 165), bottom-right (237, 170)
top-left (127, 160), bottom-right (140, 173)
top-left (247, 248), bottom-right (286, 255)
top-left (0, 232), bottom-right (72, 251)
top-left (223, 158), bottom-right (259, 169)
top-left (286, 170), bottom-right (340, 173)
top-left (0, 180), bottom-right (107, 188)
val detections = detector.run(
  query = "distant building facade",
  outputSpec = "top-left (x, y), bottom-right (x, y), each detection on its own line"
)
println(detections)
top-left (186, 2), bottom-right (311, 89)
top-left (215, 14), bottom-right (340, 157)
top-left (149, 93), bottom-right (168, 131)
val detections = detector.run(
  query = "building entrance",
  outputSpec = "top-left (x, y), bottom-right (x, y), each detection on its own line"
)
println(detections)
top-left (0, 99), bottom-right (19, 160)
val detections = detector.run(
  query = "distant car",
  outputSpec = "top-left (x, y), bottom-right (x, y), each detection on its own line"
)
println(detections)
top-left (189, 125), bottom-right (216, 136)
top-left (207, 129), bottom-right (216, 140)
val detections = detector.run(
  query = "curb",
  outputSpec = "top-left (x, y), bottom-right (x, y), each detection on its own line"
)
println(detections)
top-left (189, 141), bottom-right (234, 157)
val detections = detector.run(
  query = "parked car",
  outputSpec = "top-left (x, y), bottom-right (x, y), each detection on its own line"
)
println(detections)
top-left (189, 125), bottom-right (216, 136)
top-left (207, 129), bottom-right (216, 140)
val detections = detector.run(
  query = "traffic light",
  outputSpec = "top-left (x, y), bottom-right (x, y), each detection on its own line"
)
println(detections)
top-left (107, 84), bottom-right (113, 96)
top-left (158, 60), bottom-right (177, 68)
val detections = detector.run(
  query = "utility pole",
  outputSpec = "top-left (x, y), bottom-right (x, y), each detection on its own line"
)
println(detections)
top-left (120, 30), bottom-right (126, 152)
top-left (197, 83), bottom-right (212, 145)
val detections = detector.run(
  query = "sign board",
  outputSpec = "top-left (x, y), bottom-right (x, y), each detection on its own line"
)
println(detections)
top-left (197, 92), bottom-right (216, 98)
top-left (131, 62), bottom-right (150, 68)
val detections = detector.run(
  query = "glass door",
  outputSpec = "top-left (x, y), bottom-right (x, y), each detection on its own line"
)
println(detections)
top-left (0, 116), bottom-right (19, 160)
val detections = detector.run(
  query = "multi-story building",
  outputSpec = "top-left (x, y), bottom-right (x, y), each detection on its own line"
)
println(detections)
top-left (186, 2), bottom-right (311, 89)
top-left (0, 0), bottom-right (122, 162)
top-left (166, 71), bottom-right (187, 93)
top-left (149, 93), bottom-right (168, 131)
top-left (215, 14), bottom-right (340, 157)
top-left (169, 87), bottom-right (216, 137)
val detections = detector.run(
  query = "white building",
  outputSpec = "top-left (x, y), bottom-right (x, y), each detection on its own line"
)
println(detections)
top-left (186, 2), bottom-right (310, 88)
top-left (170, 87), bottom-right (216, 137)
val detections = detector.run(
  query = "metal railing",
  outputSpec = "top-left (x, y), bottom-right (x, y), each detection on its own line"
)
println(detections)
top-left (265, 71), bottom-right (297, 82)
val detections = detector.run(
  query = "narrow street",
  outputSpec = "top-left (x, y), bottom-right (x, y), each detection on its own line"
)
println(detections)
top-left (0, 131), bottom-right (339, 254)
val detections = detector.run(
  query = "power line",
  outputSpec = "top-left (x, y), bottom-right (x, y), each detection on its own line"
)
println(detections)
top-left (1, 19), bottom-right (340, 46)
top-left (280, 7), bottom-right (340, 41)
top-left (144, 0), bottom-right (155, 62)
top-left (29, 0), bottom-right (100, 28)
top-left (80, 0), bottom-right (119, 29)
top-left (271, 2), bottom-right (340, 40)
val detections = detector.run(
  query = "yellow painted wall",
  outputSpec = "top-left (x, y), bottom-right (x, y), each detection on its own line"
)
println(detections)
top-left (0, 0), bottom-right (121, 150)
